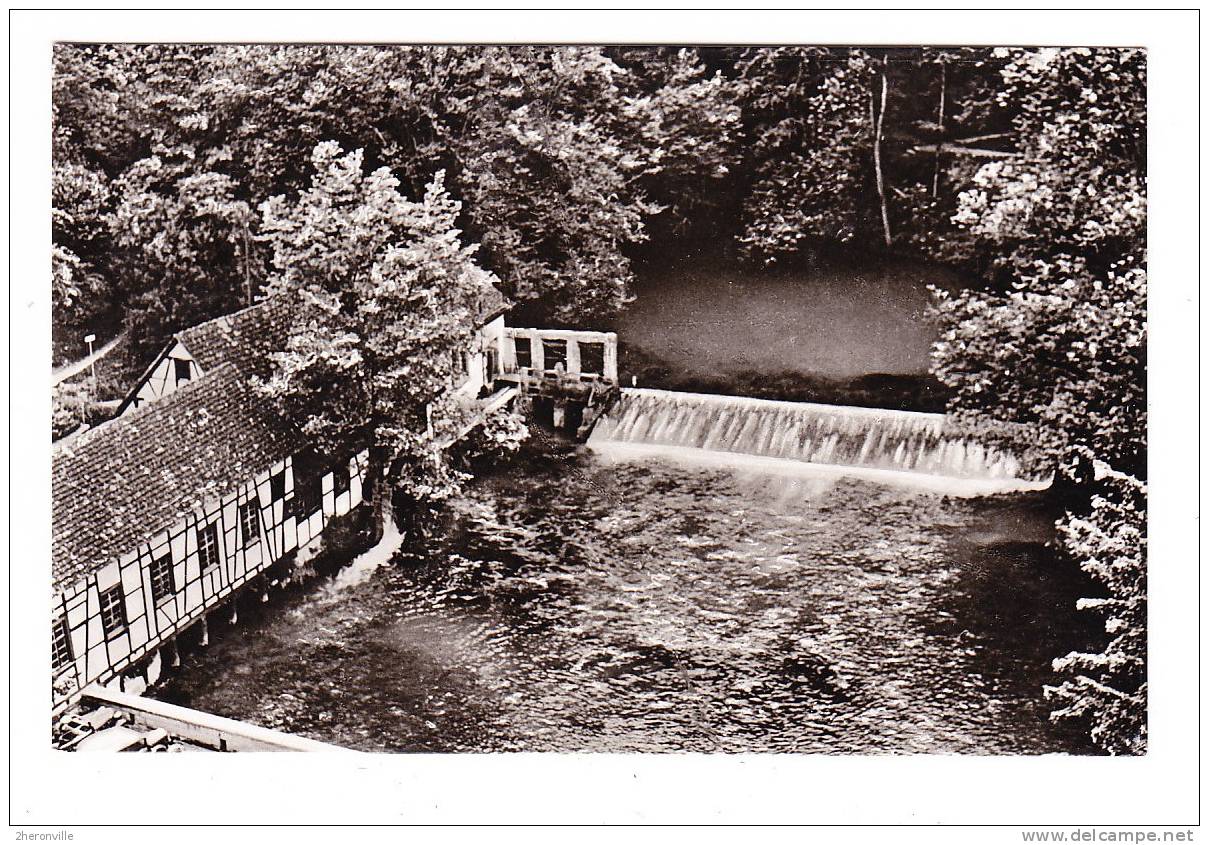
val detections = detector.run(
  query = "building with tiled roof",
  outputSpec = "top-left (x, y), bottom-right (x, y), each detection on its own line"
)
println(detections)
top-left (114, 295), bottom-right (297, 416)
top-left (52, 362), bottom-right (304, 592)
top-left (52, 351), bottom-right (370, 712)
top-left (51, 281), bottom-right (517, 715)
top-left (115, 285), bottom-right (511, 416)
top-left (174, 296), bottom-right (299, 375)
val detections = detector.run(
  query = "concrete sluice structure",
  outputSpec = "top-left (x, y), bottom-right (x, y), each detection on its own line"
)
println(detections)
top-left (589, 388), bottom-right (1050, 496)
top-left (56, 686), bottom-right (349, 752)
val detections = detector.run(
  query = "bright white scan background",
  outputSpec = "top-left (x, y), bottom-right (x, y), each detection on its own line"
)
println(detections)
top-left (7, 8), bottom-right (1199, 836)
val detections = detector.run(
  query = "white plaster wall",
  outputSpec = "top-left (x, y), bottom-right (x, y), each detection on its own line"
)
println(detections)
top-left (122, 341), bottom-right (202, 415)
top-left (455, 316), bottom-right (506, 398)
top-left (53, 440), bottom-right (381, 712)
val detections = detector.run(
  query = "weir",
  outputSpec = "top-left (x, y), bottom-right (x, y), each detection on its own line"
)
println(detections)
top-left (587, 388), bottom-right (1049, 495)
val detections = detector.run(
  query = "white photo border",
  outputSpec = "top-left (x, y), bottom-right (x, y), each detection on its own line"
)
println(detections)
top-left (7, 8), bottom-right (1199, 833)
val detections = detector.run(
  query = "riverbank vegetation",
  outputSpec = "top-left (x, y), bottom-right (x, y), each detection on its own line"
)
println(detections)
top-left (926, 49), bottom-right (1146, 755)
top-left (52, 44), bottom-right (1146, 753)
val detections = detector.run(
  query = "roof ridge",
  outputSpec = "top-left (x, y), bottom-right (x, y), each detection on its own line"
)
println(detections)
top-left (54, 362), bottom-right (245, 457)
top-left (173, 295), bottom-right (281, 342)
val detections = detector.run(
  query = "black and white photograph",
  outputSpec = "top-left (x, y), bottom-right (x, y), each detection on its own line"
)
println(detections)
top-left (9, 8), bottom-right (1200, 835)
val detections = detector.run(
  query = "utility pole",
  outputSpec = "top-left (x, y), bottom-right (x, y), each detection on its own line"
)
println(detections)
top-left (82, 332), bottom-right (97, 427)
top-left (84, 333), bottom-right (97, 383)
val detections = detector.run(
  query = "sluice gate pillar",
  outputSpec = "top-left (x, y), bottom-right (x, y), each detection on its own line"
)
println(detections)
top-left (496, 328), bottom-right (620, 439)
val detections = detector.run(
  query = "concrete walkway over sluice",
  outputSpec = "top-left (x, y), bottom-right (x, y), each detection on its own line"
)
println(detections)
top-left (69, 686), bottom-right (351, 752)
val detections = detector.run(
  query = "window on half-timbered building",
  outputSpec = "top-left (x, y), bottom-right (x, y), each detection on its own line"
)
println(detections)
top-left (333, 463), bottom-right (350, 496)
top-left (270, 470), bottom-right (286, 502)
top-left (197, 522), bottom-right (221, 572)
top-left (52, 617), bottom-right (73, 671)
top-left (174, 358), bottom-right (192, 383)
top-left (98, 585), bottom-right (127, 638)
top-left (239, 497), bottom-right (261, 548)
top-left (294, 470), bottom-right (322, 518)
top-left (149, 553), bottom-right (175, 604)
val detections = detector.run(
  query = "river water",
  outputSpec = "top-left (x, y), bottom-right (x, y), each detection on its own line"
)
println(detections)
top-left (618, 254), bottom-right (967, 382)
top-left (157, 439), bottom-right (1100, 754)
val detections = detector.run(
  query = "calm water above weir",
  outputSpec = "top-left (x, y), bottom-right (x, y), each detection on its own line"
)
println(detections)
top-left (613, 254), bottom-right (972, 412)
top-left (619, 254), bottom-right (967, 382)
top-left (158, 441), bottom-right (1099, 754)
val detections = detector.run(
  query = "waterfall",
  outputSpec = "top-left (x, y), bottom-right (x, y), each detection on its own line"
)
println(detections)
top-left (588, 388), bottom-right (1049, 495)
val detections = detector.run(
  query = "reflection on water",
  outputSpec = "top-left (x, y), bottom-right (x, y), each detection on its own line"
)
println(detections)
top-left (157, 444), bottom-right (1101, 754)
top-left (619, 256), bottom-right (967, 381)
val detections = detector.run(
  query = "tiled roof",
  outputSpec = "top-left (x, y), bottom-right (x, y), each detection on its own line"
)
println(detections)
top-left (54, 281), bottom-right (509, 592)
top-left (175, 295), bottom-right (298, 376)
top-left (51, 362), bottom-right (304, 592)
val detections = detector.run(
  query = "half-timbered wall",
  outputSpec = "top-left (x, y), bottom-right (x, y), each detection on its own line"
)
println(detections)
top-left (52, 448), bottom-right (370, 712)
top-left (120, 341), bottom-right (202, 415)
top-left (454, 316), bottom-right (507, 399)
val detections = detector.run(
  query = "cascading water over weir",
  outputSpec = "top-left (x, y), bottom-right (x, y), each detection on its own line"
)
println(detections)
top-left (587, 388), bottom-right (1050, 496)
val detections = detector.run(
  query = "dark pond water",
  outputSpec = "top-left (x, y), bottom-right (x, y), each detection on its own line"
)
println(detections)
top-left (157, 441), bottom-right (1100, 754)
top-left (619, 254), bottom-right (968, 382)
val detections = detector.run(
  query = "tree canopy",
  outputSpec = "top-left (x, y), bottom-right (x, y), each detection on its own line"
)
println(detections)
top-left (52, 44), bottom-right (741, 355)
top-left (925, 48), bottom-right (1146, 754)
top-left (254, 143), bottom-right (496, 503)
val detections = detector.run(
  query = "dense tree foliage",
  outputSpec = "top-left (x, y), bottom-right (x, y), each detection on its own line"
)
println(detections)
top-left (1048, 459), bottom-right (1146, 755)
top-left (51, 46), bottom-right (129, 339)
top-left (946, 48), bottom-right (1145, 282)
top-left (52, 162), bottom-right (111, 326)
top-left (928, 48), bottom-right (1146, 753)
top-left (109, 149), bottom-right (256, 359)
top-left (254, 143), bottom-right (496, 505)
top-left (734, 47), bottom-right (1017, 263)
top-left (932, 258), bottom-right (1145, 480)
top-left (611, 47), bottom-right (743, 242)
top-left (52, 44), bottom-right (739, 354)
top-left (420, 47), bottom-right (657, 321)
top-left (736, 48), bottom-right (874, 253)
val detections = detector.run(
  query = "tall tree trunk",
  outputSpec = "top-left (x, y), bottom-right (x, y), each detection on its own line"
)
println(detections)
top-left (870, 60), bottom-right (892, 248)
top-left (242, 219), bottom-right (253, 306)
top-left (366, 444), bottom-right (390, 542)
top-left (931, 62), bottom-right (947, 199)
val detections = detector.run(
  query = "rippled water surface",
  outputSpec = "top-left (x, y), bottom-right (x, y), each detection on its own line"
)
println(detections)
top-left (158, 443), bottom-right (1100, 753)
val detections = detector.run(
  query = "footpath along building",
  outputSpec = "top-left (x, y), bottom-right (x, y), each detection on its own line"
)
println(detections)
top-left (50, 287), bottom-right (512, 715)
